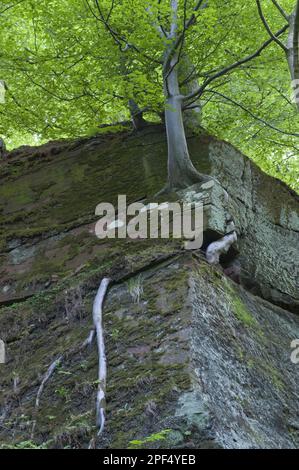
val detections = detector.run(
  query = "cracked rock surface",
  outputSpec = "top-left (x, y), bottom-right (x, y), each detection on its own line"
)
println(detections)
top-left (0, 125), bottom-right (298, 448)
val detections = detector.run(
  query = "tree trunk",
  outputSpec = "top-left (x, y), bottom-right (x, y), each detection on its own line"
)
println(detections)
top-left (179, 55), bottom-right (202, 130)
top-left (128, 99), bottom-right (148, 130)
top-left (287, 5), bottom-right (299, 109)
top-left (164, 55), bottom-right (209, 190)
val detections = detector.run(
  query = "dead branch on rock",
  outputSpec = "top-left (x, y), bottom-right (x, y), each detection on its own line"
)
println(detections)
top-left (92, 277), bottom-right (110, 435)
top-left (206, 232), bottom-right (237, 265)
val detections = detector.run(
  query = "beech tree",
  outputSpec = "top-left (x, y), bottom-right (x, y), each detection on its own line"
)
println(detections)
top-left (0, 0), bottom-right (298, 190)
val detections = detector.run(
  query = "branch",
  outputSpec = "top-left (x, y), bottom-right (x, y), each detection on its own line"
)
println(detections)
top-left (157, 0), bottom-right (168, 37)
top-left (169, 0), bottom-right (179, 38)
top-left (164, 0), bottom-right (188, 80)
top-left (106, 0), bottom-right (115, 23)
top-left (183, 23), bottom-right (289, 102)
top-left (271, 0), bottom-right (290, 21)
top-left (86, 0), bottom-right (161, 64)
top-left (256, 0), bottom-right (288, 52)
top-left (85, 0), bottom-right (126, 50)
top-left (176, 0), bottom-right (188, 64)
top-left (183, 76), bottom-right (231, 109)
top-left (146, 3), bottom-right (167, 39)
top-left (19, 69), bottom-right (87, 102)
top-left (0, 0), bottom-right (26, 14)
top-left (4, 82), bottom-right (64, 131)
top-left (205, 89), bottom-right (299, 137)
top-left (263, 136), bottom-right (299, 153)
top-left (287, 0), bottom-right (299, 105)
top-left (163, 0), bottom-right (205, 73)
top-left (187, 0), bottom-right (205, 23)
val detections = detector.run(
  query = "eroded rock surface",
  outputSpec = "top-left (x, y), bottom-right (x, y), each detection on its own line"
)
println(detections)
top-left (0, 126), bottom-right (297, 312)
top-left (0, 125), bottom-right (298, 448)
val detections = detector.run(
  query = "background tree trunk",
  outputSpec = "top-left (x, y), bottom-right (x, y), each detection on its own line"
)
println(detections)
top-left (128, 99), bottom-right (148, 130)
top-left (287, 4), bottom-right (299, 109)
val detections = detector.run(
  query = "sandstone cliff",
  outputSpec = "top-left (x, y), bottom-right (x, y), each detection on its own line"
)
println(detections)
top-left (0, 126), bottom-right (298, 448)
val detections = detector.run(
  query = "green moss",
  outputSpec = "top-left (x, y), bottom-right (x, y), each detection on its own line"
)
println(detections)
top-left (256, 361), bottom-right (285, 391)
top-left (0, 201), bottom-right (194, 449)
top-left (128, 429), bottom-right (173, 449)
top-left (220, 277), bottom-right (257, 328)
top-left (0, 440), bottom-right (47, 449)
top-left (0, 181), bottom-right (35, 206)
top-left (231, 296), bottom-right (257, 327)
top-left (237, 353), bottom-right (285, 391)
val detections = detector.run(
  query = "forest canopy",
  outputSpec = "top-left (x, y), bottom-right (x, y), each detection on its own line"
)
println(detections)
top-left (0, 0), bottom-right (298, 190)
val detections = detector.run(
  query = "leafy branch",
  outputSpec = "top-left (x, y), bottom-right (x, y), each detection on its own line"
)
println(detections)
top-left (183, 23), bottom-right (289, 102)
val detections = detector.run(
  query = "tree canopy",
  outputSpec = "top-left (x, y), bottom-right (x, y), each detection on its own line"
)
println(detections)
top-left (0, 0), bottom-right (298, 190)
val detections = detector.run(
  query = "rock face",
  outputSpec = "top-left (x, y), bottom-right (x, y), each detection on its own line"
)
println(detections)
top-left (0, 125), bottom-right (298, 449)
top-left (208, 141), bottom-right (299, 314)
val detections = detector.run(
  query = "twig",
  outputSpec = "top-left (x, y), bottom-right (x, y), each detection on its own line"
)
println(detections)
top-left (271, 0), bottom-right (290, 21)
top-left (0, 0), bottom-right (26, 14)
top-left (85, 0), bottom-right (160, 63)
top-left (183, 23), bottom-right (289, 102)
top-left (204, 89), bottom-right (299, 137)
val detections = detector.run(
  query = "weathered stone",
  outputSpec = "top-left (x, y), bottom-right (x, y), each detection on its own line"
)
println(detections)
top-left (0, 125), bottom-right (298, 449)
top-left (1, 125), bottom-right (296, 311)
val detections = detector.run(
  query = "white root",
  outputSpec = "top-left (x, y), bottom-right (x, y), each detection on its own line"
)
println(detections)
top-left (35, 356), bottom-right (63, 409)
top-left (82, 329), bottom-right (96, 348)
top-left (92, 277), bottom-right (110, 435)
top-left (206, 232), bottom-right (237, 265)
top-left (31, 355), bottom-right (63, 438)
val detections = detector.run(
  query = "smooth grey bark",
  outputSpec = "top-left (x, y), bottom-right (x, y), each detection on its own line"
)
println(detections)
top-left (179, 55), bottom-right (202, 130)
top-left (257, 0), bottom-right (298, 108)
top-left (158, 1), bottom-right (209, 190)
top-left (287, 2), bottom-right (299, 108)
top-left (164, 53), bottom-right (210, 190)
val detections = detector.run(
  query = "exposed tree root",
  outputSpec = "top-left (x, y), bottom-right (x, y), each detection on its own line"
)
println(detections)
top-left (154, 174), bottom-right (221, 198)
top-left (92, 277), bottom-right (110, 435)
top-left (88, 437), bottom-right (96, 449)
top-left (82, 329), bottom-right (96, 348)
top-left (35, 356), bottom-right (63, 409)
top-left (31, 355), bottom-right (63, 438)
top-left (206, 232), bottom-right (237, 265)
